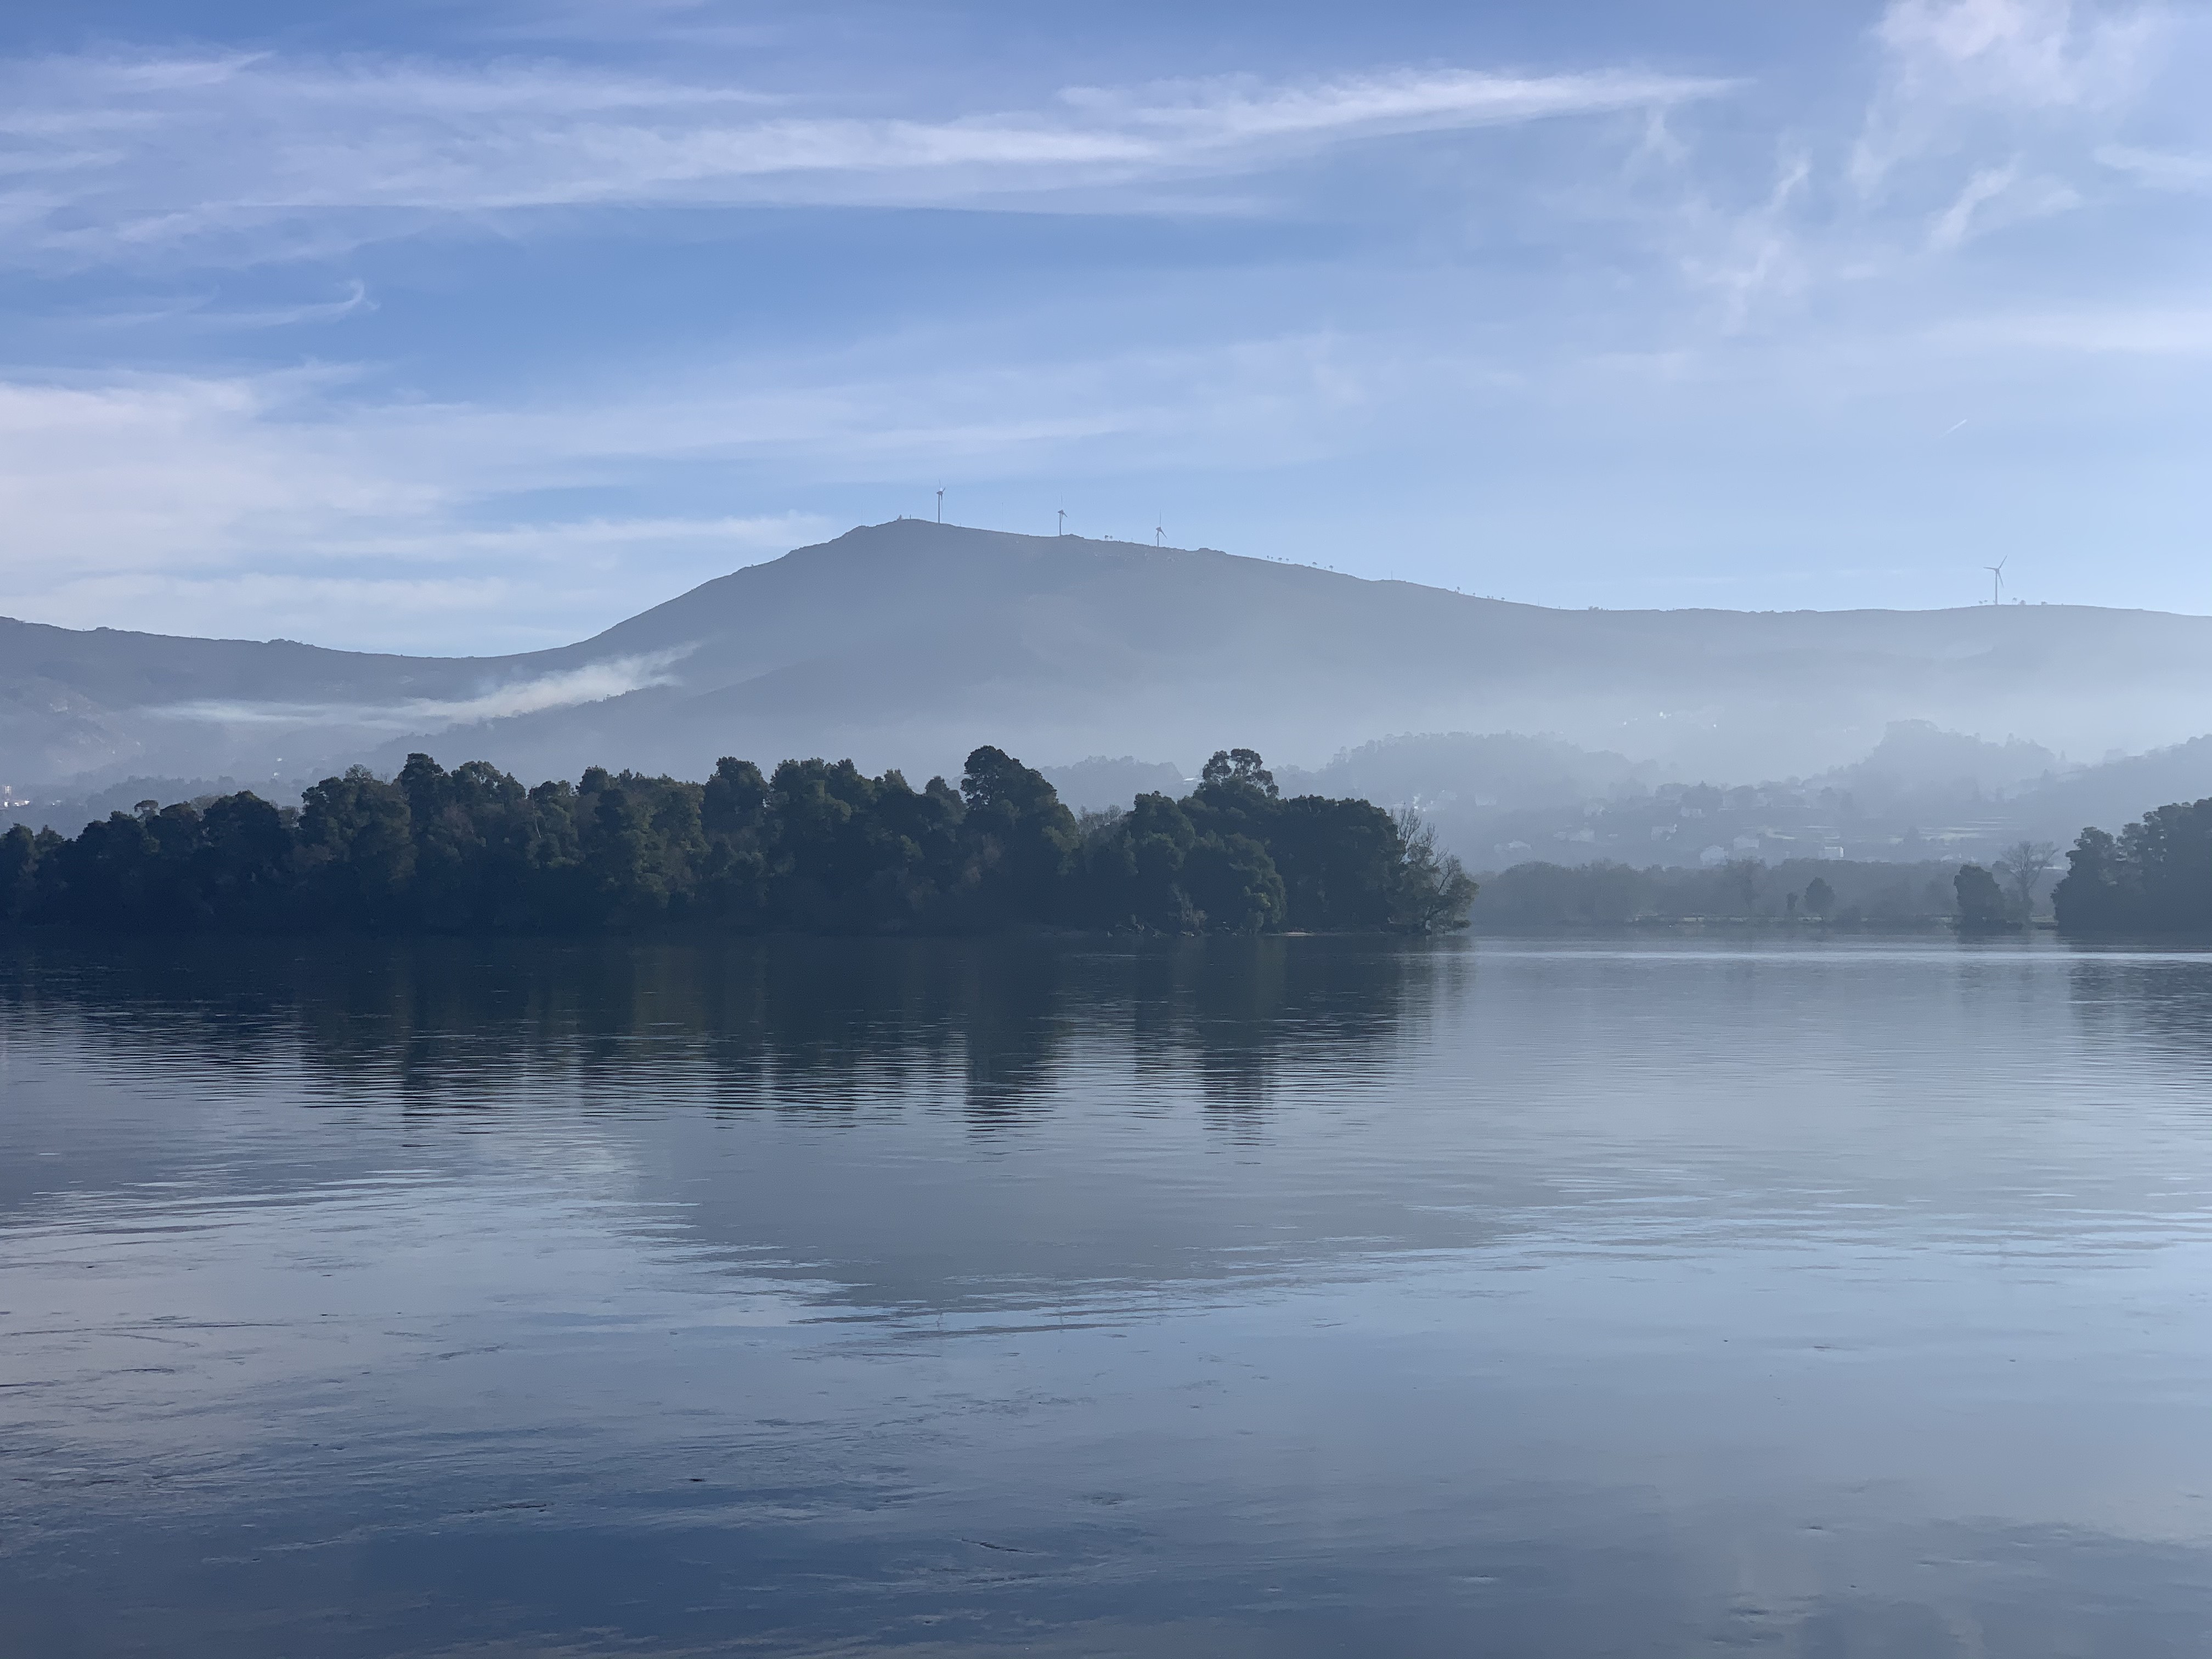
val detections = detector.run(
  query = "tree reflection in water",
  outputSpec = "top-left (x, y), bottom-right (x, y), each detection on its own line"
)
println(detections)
top-left (0, 933), bottom-right (1458, 1126)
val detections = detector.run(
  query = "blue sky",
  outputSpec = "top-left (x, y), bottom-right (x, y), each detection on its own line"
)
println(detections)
top-left (4, 0), bottom-right (2211, 652)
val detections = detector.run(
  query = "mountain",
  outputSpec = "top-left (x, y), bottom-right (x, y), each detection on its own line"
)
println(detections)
top-left (2003, 736), bottom-right (2212, 845)
top-left (9, 519), bottom-right (2212, 804)
top-left (0, 618), bottom-right (503, 792)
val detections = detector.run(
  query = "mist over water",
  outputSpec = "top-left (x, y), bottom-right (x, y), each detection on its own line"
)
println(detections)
top-left (6, 934), bottom-right (2212, 1656)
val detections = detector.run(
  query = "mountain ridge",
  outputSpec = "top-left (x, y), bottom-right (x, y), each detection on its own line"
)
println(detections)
top-left (7, 518), bottom-right (2212, 795)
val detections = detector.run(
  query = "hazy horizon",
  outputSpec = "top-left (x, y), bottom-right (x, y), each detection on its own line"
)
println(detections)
top-left (16, 516), bottom-right (2212, 657)
top-left (13, 520), bottom-right (2212, 879)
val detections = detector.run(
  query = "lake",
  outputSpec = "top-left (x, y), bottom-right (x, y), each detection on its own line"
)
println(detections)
top-left (4, 933), bottom-right (2211, 1656)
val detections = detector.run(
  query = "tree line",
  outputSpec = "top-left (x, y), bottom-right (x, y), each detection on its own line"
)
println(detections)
top-left (1471, 844), bottom-right (2061, 930)
top-left (1475, 856), bottom-right (1961, 928)
top-left (0, 746), bottom-right (1475, 937)
top-left (2052, 796), bottom-right (2212, 932)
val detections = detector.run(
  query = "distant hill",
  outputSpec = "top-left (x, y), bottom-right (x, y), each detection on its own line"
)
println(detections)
top-left (1278, 732), bottom-right (1654, 814)
top-left (9, 520), bottom-right (2212, 803)
top-left (0, 617), bottom-right (503, 791)
top-left (1825, 719), bottom-right (2064, 809)
top-left (1309, 724), bottom-right (2212, 873)
top-left (2004, 736), bottom-right (2212, 845)
top-left (1041, 756), bottom-right (1190, 814)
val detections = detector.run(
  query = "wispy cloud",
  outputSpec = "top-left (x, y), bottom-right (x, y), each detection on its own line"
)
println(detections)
top-left (0, 53), bottom-right (1726, 264)
top-left (0, 366), bottom-right (840, 646)
top-left (1854, 0), bottom-right (2155, 195)
top-left (1679, 149), bottom-right (1815, 325)
top-left (2098, 142), bottom-right (2212, 188)
top-left (153, 648), bottom-right (695, 729)
top-left (1926, 159), bottom-right (2080, 247)
top-left (0, 365), bottom-right (832, 568)
top-left (1060, 69), bottom-right (1722, 147)
top-left (1936, 304), bottom-right (2212, 352)
top-left (1658, 0), bottom-right (2184, 330)
top-left (60, 279), bottom-right (376, 334)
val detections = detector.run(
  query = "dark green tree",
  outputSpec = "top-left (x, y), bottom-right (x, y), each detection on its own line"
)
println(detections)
top-left (1954, 863), bottom-right (2011, 929)
top-left (1179, 832), bottom-right (1287, 934)
top-left (0, 823), bottom-right (49, 922)
top-left (297, 766), bottom-right (415, 927)
top-left (1199, 748), bottom-right (1278, 797)
top-left (1265, 796), bottom-right (1401, 929)
top-left (2051, 800), bottom-right (2212, 934)
top-left (195, 792), bottom-right (294, 927)
top-left (1387, 809), bottom-right (1479, 932)
top-left (577, 773), bottom-right (676, 929)
top-left (770, 758), bottom-right (935, 930)
top-left (958, 746), bottom-right (1078, 925)
top-left (1077, 791), bottom-right (1201, 932)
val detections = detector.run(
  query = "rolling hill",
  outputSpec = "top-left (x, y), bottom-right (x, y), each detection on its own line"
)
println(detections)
top-left (8, 519), bottom-right (2212, 805)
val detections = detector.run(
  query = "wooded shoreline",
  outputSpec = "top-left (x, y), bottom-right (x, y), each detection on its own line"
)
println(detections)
top-left (0, 745), bottom-right (1475, 938)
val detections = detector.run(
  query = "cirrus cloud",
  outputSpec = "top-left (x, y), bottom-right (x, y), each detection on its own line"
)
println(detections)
top-left (0, 53), bottom-right (1728, 267)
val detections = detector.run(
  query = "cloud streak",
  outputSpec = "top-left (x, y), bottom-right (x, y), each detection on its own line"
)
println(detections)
top-left (152, 648), bottom-right (695, 729)
top-left (1936, 304), bottom-right (2212, 352)
top-left (0, 53), bottom-right (1726, 263)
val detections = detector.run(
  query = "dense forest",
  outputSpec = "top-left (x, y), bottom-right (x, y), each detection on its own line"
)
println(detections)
top-left (0, 746), bottom-right (1475, 937)
top-left (2053, 795), bottom-right (2212, 932)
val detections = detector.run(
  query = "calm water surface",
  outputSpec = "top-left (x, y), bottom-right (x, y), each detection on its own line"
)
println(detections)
top-left (4, 933), bottom-right (2212, 1656)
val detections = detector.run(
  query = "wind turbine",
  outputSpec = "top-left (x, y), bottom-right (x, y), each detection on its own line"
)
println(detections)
top-left (935, 485), bottom-right (944, 524)
top-left (1057, 509), bottom-right (1066, 537)
top-left (1154, 519), bottom-right (1163, 548)
top-left (1985, 557), bottom-right (2007, 606)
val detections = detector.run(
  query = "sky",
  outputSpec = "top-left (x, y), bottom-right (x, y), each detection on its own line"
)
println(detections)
top-left (4, 0), bottom-right (2211, 653)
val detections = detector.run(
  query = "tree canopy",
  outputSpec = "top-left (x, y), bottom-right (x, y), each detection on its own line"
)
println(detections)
top-left (0, 747), bottom-right (1474, 938)
top-left (2053, 797), bottom-right (2212, 933)
top-left (1953, 863), bottom-right (2011, 930)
